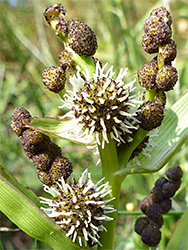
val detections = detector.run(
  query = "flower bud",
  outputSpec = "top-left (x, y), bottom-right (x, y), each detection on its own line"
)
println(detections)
top-left (165, 165), bottom-right (183, 181)
top-left (134, 217), bottom-right (149, 235)
top-left (68, 19), bottom-right (98, 57)
top-left (49, 156), bottom-right (73, 182)
top-left (11, 107), bottom-right (32, 137)
top-left (137, 57), bottom-right (158, 90)
top-left (156, 65), bottom-right (178, 91)
top-left (37, 170), bottom-right (52, 185)
top-left (141, 225), bottom-right (161, 247)
top-left (42, 66), bottom-right (66, 93)
top-left (138, 101), bottom-right (164, 131)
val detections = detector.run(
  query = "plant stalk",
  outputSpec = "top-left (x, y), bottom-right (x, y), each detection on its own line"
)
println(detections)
top-left (98, 136), bottom-right (125, 250)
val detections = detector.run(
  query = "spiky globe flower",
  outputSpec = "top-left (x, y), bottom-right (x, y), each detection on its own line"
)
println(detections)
top-left (68, 19), bottom-right (98, 57)
top-left (60, 62), bottom-right (141, 148)
top-left (137, 101), bottom-right (164, 131)
top-left (40, 169), bottom-right (115, 247)
top-left (137, 57), bottom-right (158, 90)
top-left (156, 65), bottom-right (178, 91)
top-left (42, 66), bottom-right (66, 93)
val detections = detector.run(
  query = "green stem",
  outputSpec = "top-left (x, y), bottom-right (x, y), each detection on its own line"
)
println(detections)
top-left (145, 87), bottom-right (156, 101)
top-left (119, 128), bottom-right (148, 169)
top-left (118, 210), bottom-right (184, 216)
top-left (66, 46), bottom-right (96, 77)
top-left (49, 19), bottom-right (96, 77)
top-left (98, 136), bottom-right (125, 250)
top-left (58, 88), bottom-right (66, 99)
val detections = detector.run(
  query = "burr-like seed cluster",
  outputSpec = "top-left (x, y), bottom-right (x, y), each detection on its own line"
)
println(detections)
top-left (142, 7), bottom-right (173, 54)
top-left (137, 7), bottom-right (178, 131)
top-left (137, 101), bottom-right (164, 131)
top-left (43, 4), bottom-right (98, 57)
top-left (68, 19), bottom-right (98, 57)
top-left (42, 66), bottom-right (66, 93)
top-left (11, 107), bottom-right (72, 185)
top-left (135, 165), bottom-right (183, 247)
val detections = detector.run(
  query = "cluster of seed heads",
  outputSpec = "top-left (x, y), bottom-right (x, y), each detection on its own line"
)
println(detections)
top-left (135, 165), bottom-right (183, 247)
top-left (42, 4), bottom-right (98, 94)
top-left (137, 7), bottom-right (178, 131)
top-left (11, 107), bottom-right (72, 185)
top-left (44, 3), bottom-right (98, 57)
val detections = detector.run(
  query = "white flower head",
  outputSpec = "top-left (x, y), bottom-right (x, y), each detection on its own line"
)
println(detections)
top-left (60, 62), bottom-right (141, 148)
top-left (40, 169), bottom-right (115, 247)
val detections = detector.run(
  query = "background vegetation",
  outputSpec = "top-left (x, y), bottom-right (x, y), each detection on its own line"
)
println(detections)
top-left (0, 0), bottom-right (188, 249)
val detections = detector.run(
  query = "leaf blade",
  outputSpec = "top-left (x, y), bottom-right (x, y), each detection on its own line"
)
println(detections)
top-left (28, 117), bottom-right (95, 145)
top-left (165, 208), bottom-right (188, 250)
top-left (117, 91), bottom-right (188, 175)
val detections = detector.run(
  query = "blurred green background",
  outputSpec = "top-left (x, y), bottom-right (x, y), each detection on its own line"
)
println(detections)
top-left (0, 0), bottom-right (188, 249)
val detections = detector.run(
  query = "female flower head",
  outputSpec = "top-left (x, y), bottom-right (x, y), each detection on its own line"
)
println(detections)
top-left (60, 62), bottom-right (141, 148)
top-left (40, 169), bottom-right (115, 247)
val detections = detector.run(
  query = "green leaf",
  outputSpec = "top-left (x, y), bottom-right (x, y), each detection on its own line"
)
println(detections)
top-left (28, 117), bottom-right (95, 145)
top-left (165, 208), bottom-right (188, 250)
top-left (117, 91), bottom-right (188, 175)
top-left (0, 167), bottom-right (83, 250)
top-left (0, 166), bottom-right (40, 206)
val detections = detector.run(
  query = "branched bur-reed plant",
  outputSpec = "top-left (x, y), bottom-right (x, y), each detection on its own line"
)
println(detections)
top-left (1, 4), bottom-right (188, 250)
